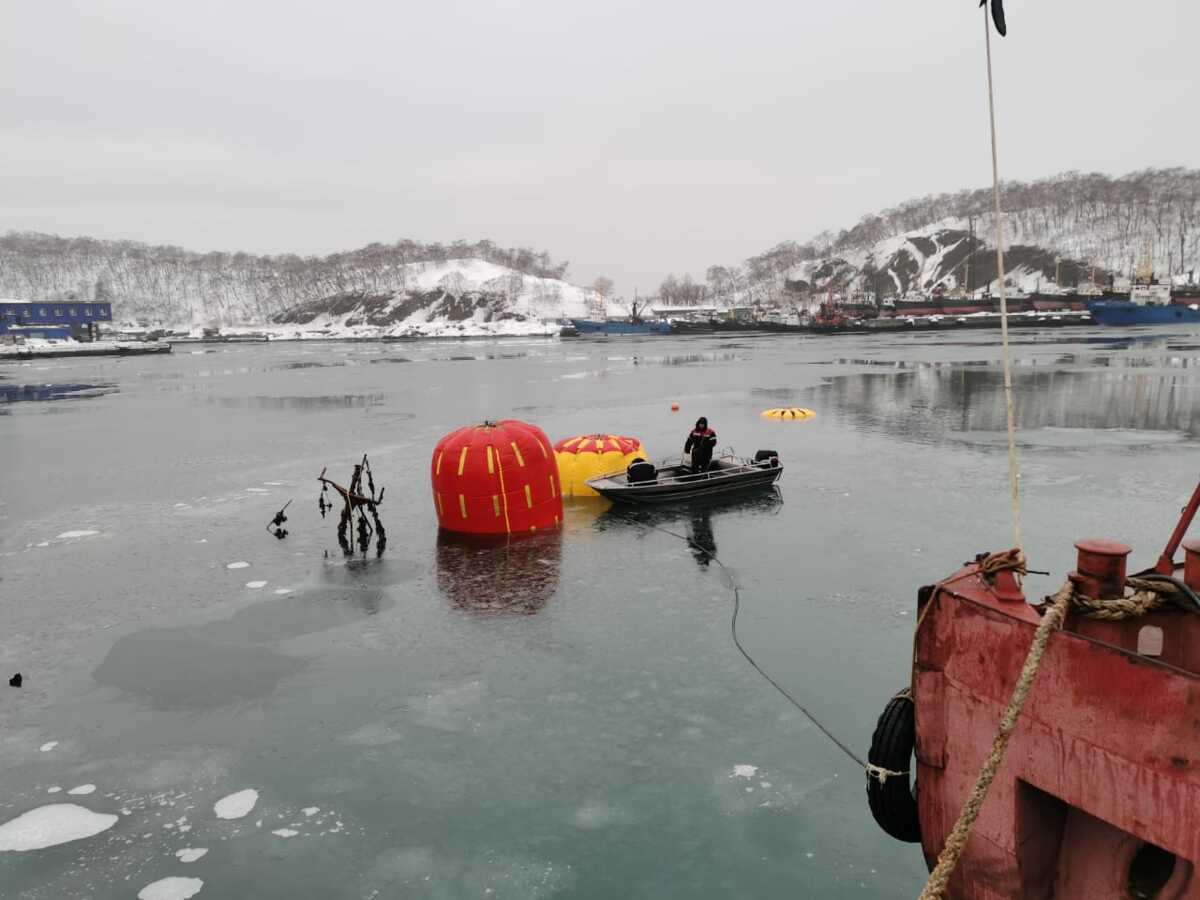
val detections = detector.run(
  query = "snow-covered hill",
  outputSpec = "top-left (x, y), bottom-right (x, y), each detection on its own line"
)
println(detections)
top-left (0, 234), bottom-right (599, 335)
top-left (783, 218), bottom-right (1090, 299)
top-left (681, 168), bottom-right (1200, 309)
top-left (270, 259), bottom-right (607, 338)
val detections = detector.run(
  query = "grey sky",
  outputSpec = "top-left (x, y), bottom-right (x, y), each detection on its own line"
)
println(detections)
top-left (3, 0), bottom-right (1196, 294)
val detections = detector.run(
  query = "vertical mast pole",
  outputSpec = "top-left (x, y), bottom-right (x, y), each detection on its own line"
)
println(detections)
top-left (984, 7), bottom-right (1022, 551)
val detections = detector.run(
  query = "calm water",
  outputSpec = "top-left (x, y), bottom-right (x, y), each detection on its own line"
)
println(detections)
top-left (2, 328), bottom-right (1199, 898)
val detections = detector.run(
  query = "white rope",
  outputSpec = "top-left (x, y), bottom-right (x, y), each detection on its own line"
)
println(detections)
top-left (865, 763), bottom-right (909, 785)
top-left (984, 6), bottom-right (1022, 552)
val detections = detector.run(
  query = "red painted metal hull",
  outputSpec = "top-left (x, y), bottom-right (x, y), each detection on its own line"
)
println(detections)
top-left (913, 565), bottom-right (1200, 898)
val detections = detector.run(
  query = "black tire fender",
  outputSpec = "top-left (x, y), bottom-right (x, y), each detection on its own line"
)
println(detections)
top-left (866, 687), bottom-right (922, 843)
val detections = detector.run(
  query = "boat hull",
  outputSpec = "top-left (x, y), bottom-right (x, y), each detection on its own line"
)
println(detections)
top-left (569, 319), bottom-right (671, 335)
top-left (1087, 300), bottom-right (1200, 326)
top-left (587, 459), bottom-right (782, 505)
top-left (911, 561), bottom-right (1200, 899)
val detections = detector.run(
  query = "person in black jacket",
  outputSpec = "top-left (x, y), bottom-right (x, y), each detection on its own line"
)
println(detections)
top-left (684, 417), bottom-right (717, 474)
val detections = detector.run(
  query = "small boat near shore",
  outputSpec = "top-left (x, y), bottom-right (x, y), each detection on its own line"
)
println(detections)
top-left (586, 452), bottom-right (783, 504)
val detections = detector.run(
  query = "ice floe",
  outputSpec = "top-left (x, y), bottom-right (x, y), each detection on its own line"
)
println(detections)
top-left (46, 787), bottom-right (61, 794)
top-left (137, 876), bottom-right (204, 899)
top-left (245, 581), bottom-right (267, 589)
top-left (0, 803), bottom-right (119, 851)
top-left (57, 530), bottom-right (99, 539)
top-left (175, 847), bottom-right (208, 862)
top-left (67, 784), bottom-right (96, 796)
top-left (274, 588), bottom-right (292, 595)
top-left (301, 807), bottom-right (319, 817)
top-left (271, 828), bottom-right (298, 837)
top-left (39, 741), bottom-right (58, 752)
top-left (213, 789), bottom-right (258, 820)
top-left (225, 561), bottom-right (250, 570)
top-left (732, 764), bottom-right (758, 778)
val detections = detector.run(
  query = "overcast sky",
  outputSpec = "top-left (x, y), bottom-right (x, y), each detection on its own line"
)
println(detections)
top-left (3, 0), bottom-right (1196, 293)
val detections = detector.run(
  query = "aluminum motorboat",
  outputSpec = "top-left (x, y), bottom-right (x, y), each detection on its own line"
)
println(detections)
top-left (585, 451), bottom-right (782, 505)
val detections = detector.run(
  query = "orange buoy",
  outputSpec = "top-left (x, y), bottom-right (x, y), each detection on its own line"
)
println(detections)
top-left (431, 420), bottom-right (562, 535)
top-left (553, 434), bottom-right (647, 497)
top-left (671, 403), bottom-right (680, 412)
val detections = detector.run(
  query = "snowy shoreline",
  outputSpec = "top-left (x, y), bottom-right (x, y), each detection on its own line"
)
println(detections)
top-left (0, 340), bottom-right (172, 360)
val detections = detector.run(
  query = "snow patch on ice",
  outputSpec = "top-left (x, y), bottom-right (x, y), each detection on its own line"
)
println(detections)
top-left (175, 847), bottom-right (208, 862)
top-left (0, 803), bottom-right (119, 851)
top-left (213, 789), bottom-right (258, 820)
top-left (137, 876), bottom-right (204, 900)
top-left (732, 765), bottom-right (758, 778)
top-left (225, 561), bottom-right (250, 570)
top-left (271, 828), bottom-right (298, 837)
top-left (67, 784), bottom-right (96, 796)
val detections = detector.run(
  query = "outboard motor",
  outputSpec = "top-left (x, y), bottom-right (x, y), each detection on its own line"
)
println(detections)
top-left (754, 449), bottom-right (780, 467)
top-left (627, 458), bottom-right (657, 484)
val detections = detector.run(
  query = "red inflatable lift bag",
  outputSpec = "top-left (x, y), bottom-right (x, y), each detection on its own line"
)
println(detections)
top-left (431, 420), bottom-right (563, 535)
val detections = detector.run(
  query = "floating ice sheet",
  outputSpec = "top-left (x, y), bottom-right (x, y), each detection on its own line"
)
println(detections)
top-left (138, 876), bottom-right (204, 900)
top-left (0, 803), bottom-right (118, 851)
top-left (214, 789), bottom-right (258, 820)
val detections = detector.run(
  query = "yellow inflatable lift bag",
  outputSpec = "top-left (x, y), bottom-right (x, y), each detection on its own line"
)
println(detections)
top-left (761, 407), bottom-right (816, 420)
top-left (553, 434), bottom-right (647, 497)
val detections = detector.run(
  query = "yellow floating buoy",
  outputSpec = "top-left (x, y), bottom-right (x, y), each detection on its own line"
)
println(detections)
top-left (761, 407), bottom-right (816, 420)
top-left (553, 434), bottom-right (647, 497)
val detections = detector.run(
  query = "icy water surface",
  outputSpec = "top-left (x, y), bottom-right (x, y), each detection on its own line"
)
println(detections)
top-left (3, 328), bottom-right (1200, 898)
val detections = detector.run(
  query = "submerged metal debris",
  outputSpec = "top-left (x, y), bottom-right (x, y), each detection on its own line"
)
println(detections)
top-left (266, 500), bottom-right (292, 540)
top-left (318, 455), bottom-right (386, 557)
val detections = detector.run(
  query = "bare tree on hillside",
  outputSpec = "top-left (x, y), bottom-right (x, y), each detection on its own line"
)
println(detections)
top-left (592, 276), bottom-right (614, 300)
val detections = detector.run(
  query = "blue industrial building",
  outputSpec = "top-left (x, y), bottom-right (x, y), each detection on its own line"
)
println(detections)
top-left (0, 300), bottom-right (113, 340)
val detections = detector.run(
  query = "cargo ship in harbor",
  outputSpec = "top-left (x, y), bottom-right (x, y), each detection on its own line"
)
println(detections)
top-left (569, 318), bottom-right (671, 335)
top-left (1088, 277), bottom-right (1200, 327)
top-left (569, 295), bottom-right (671, 335)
